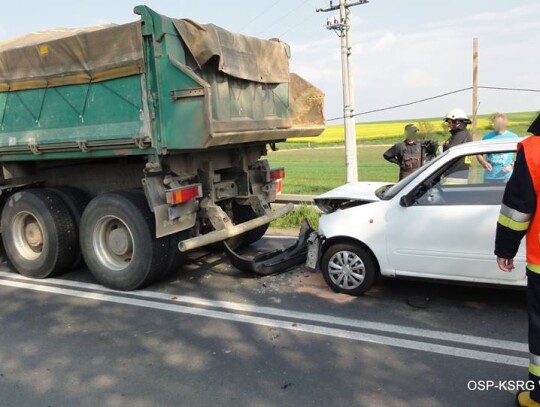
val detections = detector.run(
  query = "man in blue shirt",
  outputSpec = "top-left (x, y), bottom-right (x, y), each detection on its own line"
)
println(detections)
top-left (478, 113), bottom-right (519, 183)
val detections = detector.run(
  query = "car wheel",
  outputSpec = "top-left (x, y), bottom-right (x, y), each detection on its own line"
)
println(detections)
top-left (321, 243), bottom-right (376, 296)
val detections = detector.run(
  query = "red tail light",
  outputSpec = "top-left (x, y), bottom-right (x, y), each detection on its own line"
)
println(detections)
top-left (166, 184), bottom-right (203, 205)
top-left (275, 179), bottom-right (283, 194)
top-left (267, 168), bottom-right (285, 182)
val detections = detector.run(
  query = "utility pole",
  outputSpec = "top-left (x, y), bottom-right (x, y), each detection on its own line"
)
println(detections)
top-left (470, 38), bottom-right (479, 183)
top-left (472, 37), bottom-right (479, 140)
top-left (317, 0), bottom-right (368, 183)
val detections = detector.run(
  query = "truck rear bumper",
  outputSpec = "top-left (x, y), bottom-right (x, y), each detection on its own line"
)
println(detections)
top-left (178, 203), bottom-right (294, 252)
top-left (224, 219), bottom-right (314, 276)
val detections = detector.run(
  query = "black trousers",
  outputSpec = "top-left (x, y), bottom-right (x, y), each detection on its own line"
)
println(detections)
top-left (527, 270), bottom-right (540, 401)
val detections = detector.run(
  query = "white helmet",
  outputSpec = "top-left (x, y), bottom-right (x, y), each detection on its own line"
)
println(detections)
top-left (444, 108), bottom-right (471, 123)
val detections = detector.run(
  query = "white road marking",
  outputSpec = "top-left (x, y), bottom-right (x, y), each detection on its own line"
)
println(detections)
top-left (0, 275), bottom-right (528, 368)
top-left (0, 271), bottom-right (527, 353)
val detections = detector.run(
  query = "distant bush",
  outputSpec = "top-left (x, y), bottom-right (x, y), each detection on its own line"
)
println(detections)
top-left (417, 121), bottom-right (435, 138)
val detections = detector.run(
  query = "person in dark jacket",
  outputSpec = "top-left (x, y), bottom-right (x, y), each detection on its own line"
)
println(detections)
top-left (495, 113), bottom-right (540, 407)
top-left (442, 108), bottom-right (473, 183)
top-left (383, 124), bottom-right (424, 180)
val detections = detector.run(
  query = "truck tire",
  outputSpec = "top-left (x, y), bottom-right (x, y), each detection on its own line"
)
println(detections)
top-left (79, 190), bottom-right (169, 290)
top-left (232, 202), bottom-right (270, 246)
top-left (320, 243), bottom-right (377, 296)
top-left (210, 203), bottom-right (270, 252)
top-left (47, 186), bottom-right (91, 270)
top-left (1, 189), bottom-right (78, 278)
top-left (157, 231), bottom-right (190, 280)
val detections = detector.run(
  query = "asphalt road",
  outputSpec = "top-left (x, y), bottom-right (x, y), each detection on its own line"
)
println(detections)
top-left (0, 235), bottom-right (530, 407)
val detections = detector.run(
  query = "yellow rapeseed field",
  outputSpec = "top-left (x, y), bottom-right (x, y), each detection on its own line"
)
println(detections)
top-left (298, 112), bottom-right (535, 144)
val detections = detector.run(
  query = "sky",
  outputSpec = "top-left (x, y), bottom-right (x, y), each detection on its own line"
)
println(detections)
top-left (1, 0), bottom-right (539, 123)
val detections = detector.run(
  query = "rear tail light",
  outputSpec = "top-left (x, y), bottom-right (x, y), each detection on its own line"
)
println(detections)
top-left (266, 168), bottom-right (285, 182)
top-left (275, 179), bottom-right (283, 195)
top-left (166, 183), bottom-right (203, 205)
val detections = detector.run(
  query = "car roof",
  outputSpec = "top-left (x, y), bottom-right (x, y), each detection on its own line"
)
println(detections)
top-left (446, 136), bottom-right (526, 154)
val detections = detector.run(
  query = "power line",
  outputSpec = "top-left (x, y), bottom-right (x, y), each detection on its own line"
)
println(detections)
top-left (276, 10), bottom-right (319, 38)
top-left (255, 0), bottom-right (313, 37)
top-left (238, 0), bottom-right (285, 31)
top-left (325, 86), bottom-right (540, 122)
top-left (479, 86), bottom-right (540, 93)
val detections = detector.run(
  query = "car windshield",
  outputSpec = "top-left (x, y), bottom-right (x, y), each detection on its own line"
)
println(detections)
top-left (376, 151), bottom-right (449, 200)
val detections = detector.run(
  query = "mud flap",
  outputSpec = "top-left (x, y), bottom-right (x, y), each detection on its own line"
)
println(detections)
top-left (224, 219), bottom-right (315, 276)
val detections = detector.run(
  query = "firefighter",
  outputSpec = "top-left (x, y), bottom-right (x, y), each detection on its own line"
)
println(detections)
top-left (383, 124), bottom-right (423, 180)
top-left (495, 113), bottom-right (540, 406)
top-left (442, 109), bottom-right (473, 183)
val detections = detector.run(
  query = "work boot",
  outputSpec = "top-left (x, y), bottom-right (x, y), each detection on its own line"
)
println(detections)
top-left (516, 391), bottom-right (540, 407)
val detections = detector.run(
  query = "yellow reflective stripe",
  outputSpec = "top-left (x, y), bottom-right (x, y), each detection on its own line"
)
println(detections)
top-left (530, 362), bottom-right (540, 377)
top-left (527, 264), bottom-right (540, 274)
top-left (498, 213), bottom-right (530, 232)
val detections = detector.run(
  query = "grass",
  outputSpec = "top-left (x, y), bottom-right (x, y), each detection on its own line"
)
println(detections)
top-left (278, 111), bottom-right (537, 149)
top-left (269, 145), bottom-right (395, 195)
top-left (270, 204), bottom-right (320, 229)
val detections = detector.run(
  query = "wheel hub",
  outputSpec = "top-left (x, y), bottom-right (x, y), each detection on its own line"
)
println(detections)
top-left (12, 212), bottom-right (44, 261)
top-left (24, 221), bottom-right (43, 247)
top-left (328, 250), bottom-right (366, 290)
top-left (108, 227), bottom-right (131, 256)
top-left (93, 216), bottom-right (135, 271)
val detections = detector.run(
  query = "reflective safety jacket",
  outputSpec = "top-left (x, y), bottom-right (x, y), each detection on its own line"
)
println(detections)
top-left (495, 135), bottom-right (539, 268)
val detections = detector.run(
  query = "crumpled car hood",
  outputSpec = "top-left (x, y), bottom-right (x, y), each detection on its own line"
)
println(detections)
top-left (313, 182), bottom-right (391, 213)
top-left (315, 182), bottom-right (389, 202)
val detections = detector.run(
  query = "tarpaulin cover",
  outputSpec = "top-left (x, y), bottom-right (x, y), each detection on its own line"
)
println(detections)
top-left (0, 22), bottom-right (144, 91)
top-left (173, 19), bottom-right (290, 84)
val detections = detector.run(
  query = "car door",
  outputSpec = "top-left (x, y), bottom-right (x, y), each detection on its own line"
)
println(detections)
top-left (386, 151), bottom-right (526, 283)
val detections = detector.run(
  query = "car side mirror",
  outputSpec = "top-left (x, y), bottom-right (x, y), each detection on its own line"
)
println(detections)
top-left (399, 194), bottom-right (415, 207)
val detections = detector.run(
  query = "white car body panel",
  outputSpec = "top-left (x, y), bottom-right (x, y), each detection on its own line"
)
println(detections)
top-left (315, 139), bottom-right (528, 287)
top-left (315, 181), bottom-right (388, 202)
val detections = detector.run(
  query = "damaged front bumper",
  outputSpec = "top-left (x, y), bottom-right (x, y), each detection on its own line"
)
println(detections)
top-left (306, 230), bottom-right (324, 270)
top-left (224, 219), bottom-right (319, 276)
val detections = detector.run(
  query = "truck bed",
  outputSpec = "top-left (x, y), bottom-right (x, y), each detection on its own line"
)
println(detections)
top-left (0, 6), bottom-right (324, 162)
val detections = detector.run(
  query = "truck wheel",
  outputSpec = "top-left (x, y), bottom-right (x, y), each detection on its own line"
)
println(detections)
top-left (47, 186), bottom-right (91, 270)
top-left (158, 231), bottom-right (190, 280)
top-left (230, 202), bottom-right (270, 248)
top-left (208, 203), bottom-right (270, 252)
top-left (320, 243), bottom-right (376, 296)
top-left (1, 189), bottom-right (78, 278)
top-left (79, 190), bottom-right (169, 290)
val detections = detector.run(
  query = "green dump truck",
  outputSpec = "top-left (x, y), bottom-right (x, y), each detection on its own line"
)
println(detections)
top-left (0, 5), bottom-right (324, 290)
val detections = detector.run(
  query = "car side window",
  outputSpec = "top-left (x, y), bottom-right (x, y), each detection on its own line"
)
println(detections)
top-left (416, 150), bottom-right (515, 206)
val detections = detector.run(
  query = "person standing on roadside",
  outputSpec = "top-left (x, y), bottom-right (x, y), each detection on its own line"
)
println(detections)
top-left (495, 113), bottom-right (540, 407)
top-left (383, 124), bottom-right (423, 180)
top-left (478, 113), bottom-right (519, 184)
top-left (442, 108), bottom-right (473, 183)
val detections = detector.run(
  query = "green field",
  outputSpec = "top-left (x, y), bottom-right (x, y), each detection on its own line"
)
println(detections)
top-left (279, 111), bottom-right (537, 149)
top-left (268, 111), bottom-right (537, 195)
top-left (269, 146), bottom-right (394, 194)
